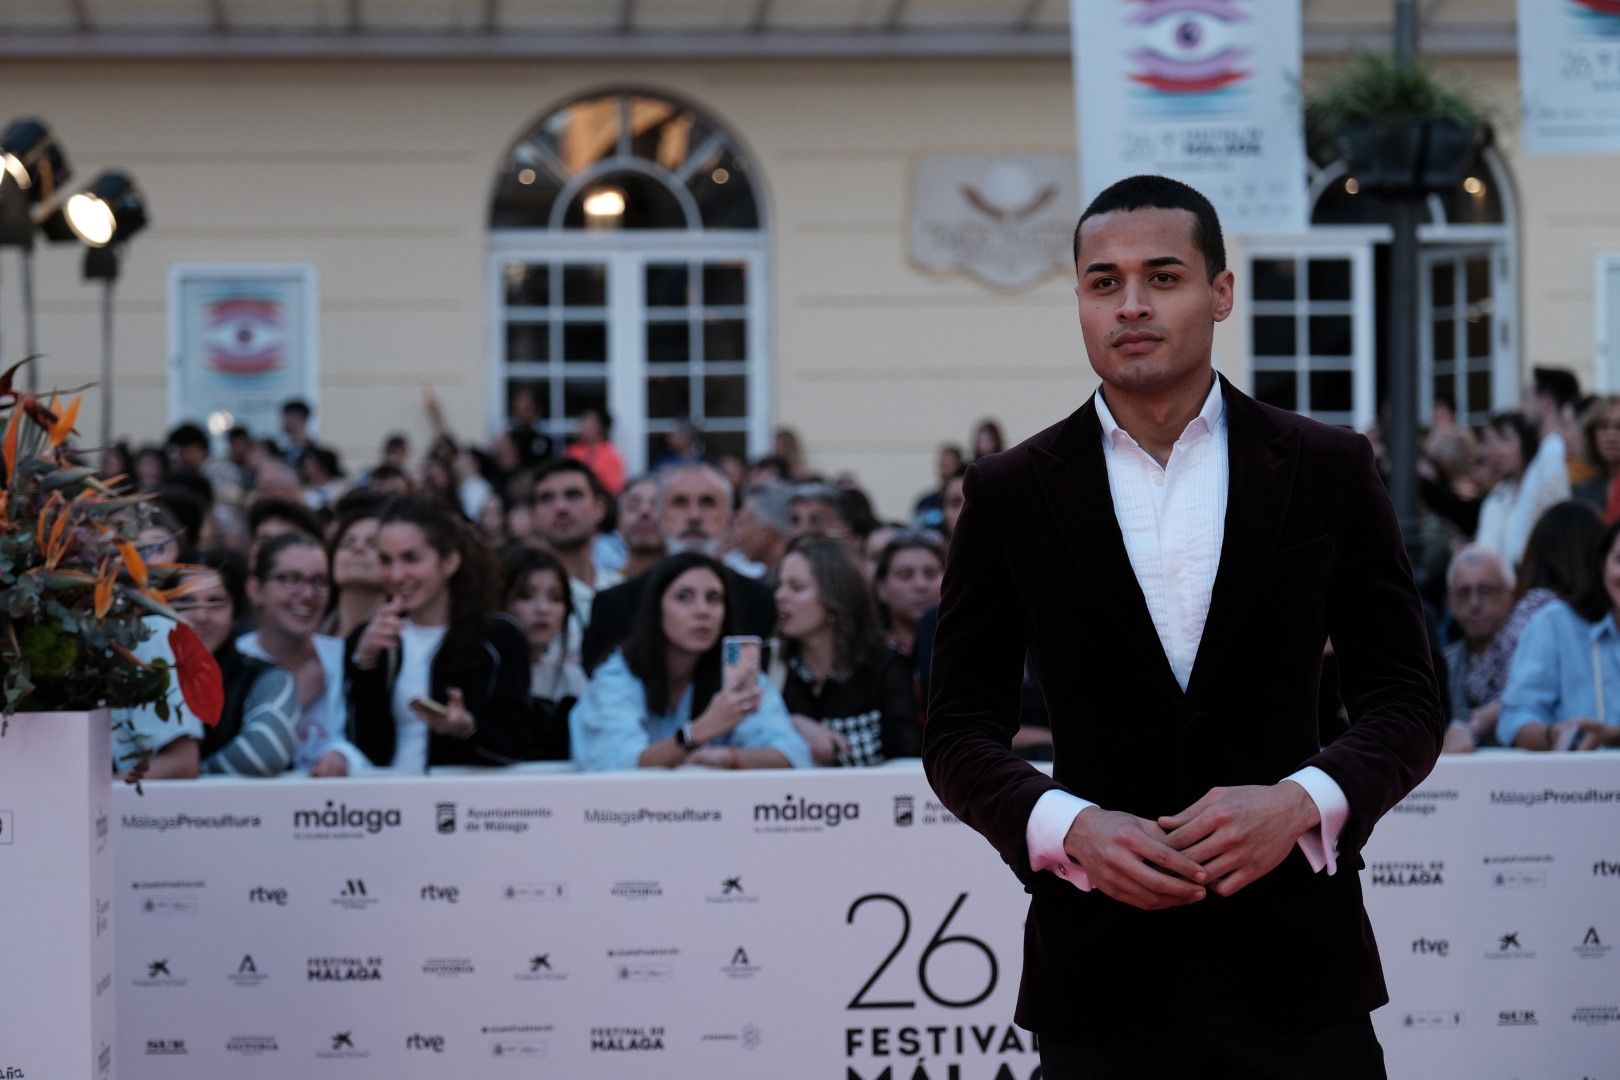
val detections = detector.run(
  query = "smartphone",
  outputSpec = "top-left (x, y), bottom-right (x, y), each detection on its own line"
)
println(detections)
top-left (411, 696), bottom-right (449, 719)
top-left (722, 635), bottom-right (762, 689)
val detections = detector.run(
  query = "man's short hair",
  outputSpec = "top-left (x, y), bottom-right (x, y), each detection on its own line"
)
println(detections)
top-left (1532, 366), bottom-right (1581, 410)
top-left (281, 398), bottom-right (312, 421)
top-left (1073, 174), bottom-right (1226, 281)
top-left (1446, 544), bottom-right (1515, 594)
top-left (166, 422), bottom-right (208, 452)
top-left (246, 497), bottom-right (323, 541)
top-left (227, 425), bottom-right (252, 444)
top-left (367, 462), bottom-right (409, 487)
top-left (742, 482), bottom-right (793, 534)
top-left (382, 432), bottom-right (409, 454)
top-left (533, 456), bottom-right (604, 496)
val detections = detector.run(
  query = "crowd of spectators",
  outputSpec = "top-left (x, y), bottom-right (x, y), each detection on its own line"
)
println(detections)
top-left (106, 394), bottom-right (975, 780)
top-left (106, 362), bottom-right (1620, 780)
top-left (1415, 366), bottom-right (1620, 753)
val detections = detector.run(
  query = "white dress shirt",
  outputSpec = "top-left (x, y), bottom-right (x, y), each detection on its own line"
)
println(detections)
top-left (1026, 379), bottom-right (1349, 891)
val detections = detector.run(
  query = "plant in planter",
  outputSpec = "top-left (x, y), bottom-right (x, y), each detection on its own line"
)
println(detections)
top-left (0, 357), bottom-right (221, 752)
top-left (1305, 52), bottom-right (1493, 196)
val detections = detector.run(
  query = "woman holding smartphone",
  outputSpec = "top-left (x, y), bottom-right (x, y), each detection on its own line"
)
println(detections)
top-left (569, 552), bottom-right (810, 771)
top-left (346, 496), bottom-right (530, 770)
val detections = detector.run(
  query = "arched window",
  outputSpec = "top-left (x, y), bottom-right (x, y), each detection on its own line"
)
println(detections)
top-left (488, 91), bottom-right (769, 472)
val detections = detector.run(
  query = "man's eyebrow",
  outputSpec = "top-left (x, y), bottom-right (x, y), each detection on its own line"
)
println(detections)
top-left (1082, 256), bottom-right (1188, 275)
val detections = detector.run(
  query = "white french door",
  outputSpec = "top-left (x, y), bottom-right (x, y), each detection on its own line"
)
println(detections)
top-left (488, 236), bottom-right (770, 474)
top-left (1419, 246), bottom-right (1506, 425)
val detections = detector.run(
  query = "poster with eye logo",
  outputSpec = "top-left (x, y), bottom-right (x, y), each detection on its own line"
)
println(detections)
top-left (1519, 0), bottom-right (1620, 155)
top-left (168, 263), bottom-right (319, 437)
top-left (1072, 0), bottom-right (1307, 234)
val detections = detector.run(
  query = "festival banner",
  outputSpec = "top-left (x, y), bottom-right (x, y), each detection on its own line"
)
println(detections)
top-left (1071, 0), bottom-right (1308, 233)
top-left (167, 264), bottom-right (318, 438)
top-left (1520, 0), bottom-right (1620, 155)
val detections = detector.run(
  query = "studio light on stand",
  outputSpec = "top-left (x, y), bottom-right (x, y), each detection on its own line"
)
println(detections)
top-left (0, 117), bottom-right (72, 392)
top-left (49, 171), bottom-right (148, 450)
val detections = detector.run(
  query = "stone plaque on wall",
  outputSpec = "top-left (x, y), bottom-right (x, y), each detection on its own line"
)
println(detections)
top-left (908, 153), bottom-right (1081, 291)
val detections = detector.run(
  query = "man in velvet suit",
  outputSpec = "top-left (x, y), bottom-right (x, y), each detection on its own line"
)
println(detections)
top-left (922, 175), bottom-right (1443, 1079)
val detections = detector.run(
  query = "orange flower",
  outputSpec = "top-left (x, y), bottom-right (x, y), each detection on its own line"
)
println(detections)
top-left (167, 623), bottom-right (223, 727)
top-left (115, 538), bottom-right (149, 588)
top-left (93, 562), bottom-right (115, 618)
top-left (2, 408), bottom-right (19, 477)
top-left (47, 396), bottom-right (82, 449)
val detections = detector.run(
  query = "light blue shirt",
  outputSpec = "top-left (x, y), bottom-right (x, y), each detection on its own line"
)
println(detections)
top-left (570, 650), bottom-right (812, 772)
top-left (1498, 600), bottom-right (1620, 748)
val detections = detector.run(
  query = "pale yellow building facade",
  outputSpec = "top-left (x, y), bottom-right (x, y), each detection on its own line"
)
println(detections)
top-left (0, 0), bottom-right (1616, 516)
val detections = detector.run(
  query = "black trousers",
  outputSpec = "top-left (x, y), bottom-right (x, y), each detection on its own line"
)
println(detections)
top-left (1037, 1011), bottom-right (1386, 1080)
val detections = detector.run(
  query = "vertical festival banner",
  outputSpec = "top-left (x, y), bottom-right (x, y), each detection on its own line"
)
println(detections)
top-left (1071, 0), bottom-right (1307, 234)
top-left (168, 264), bottom-right (318, 437)
top-left (1520, 0), bottom-right (1620, 155)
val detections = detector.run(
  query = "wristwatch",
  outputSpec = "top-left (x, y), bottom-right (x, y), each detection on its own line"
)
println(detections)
top-left (673, 722), bottom-right (697, 753)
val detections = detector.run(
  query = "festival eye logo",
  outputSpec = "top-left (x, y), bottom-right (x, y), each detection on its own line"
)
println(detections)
top-left (204, 297), bottom-right (286, 375)
top-left (1127, 0), bottom-right (1253, 95)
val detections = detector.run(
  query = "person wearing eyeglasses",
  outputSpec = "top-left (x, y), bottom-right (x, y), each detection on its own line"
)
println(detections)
top-left (1439, 545), bottom-right (1517, 751)
top-left (237, 532), bottom-right (369, 778)
top-left (172, 551), bottom-right (300, 776)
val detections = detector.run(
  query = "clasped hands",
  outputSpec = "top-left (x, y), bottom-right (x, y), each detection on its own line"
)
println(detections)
top-left (1062, 783), bottom-right (1319, 911)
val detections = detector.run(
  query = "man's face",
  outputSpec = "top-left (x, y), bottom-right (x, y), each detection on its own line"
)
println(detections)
top-left (660, 469), bottom-right (731, 553)
top-left (532, 472), bottom-right (604, 552)
top-left (1074, 207), bottom-right (1232, 397)
top-left (788, 498), bottom-right (844, 541)
top-left (228, 435), bottom-right (252, 464)
top-left (734, 498), bottom-right (780, 562)
top-left (174, 444), bottom-right (208, 471)
top-left (282, 410), bottom-right (307, 439)
top-left (618, 479), bottom-right (663, 554)
top-left (1447, 561), bottom-right (1513, 648)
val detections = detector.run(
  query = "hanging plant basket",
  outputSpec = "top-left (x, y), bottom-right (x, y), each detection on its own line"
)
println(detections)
top-left (1337, 116), bottom-right (1492, 197)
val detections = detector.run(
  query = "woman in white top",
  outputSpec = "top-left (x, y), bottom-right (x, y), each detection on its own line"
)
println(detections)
top-left (1476, 412), bottom-right (1571, 567)
top-left (238, 531), bottom-right (369, 777)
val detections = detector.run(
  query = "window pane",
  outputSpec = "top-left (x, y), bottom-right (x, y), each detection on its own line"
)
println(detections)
top-left (1434, 372), bottom-right (1456, 413)
top-left (505, 322), bottom-right (550, 363)
top-left (703, 262), bottom-right (748, 306)
top-left (1467, 370), bottom-right (1493, 415)
top-left (1309, 371), bottom-right (1353, 413)
top-left (563, 264), bottom-right (606, 307)
top-left (704, 430), bottom-right (748, 463)
top-left (647, 322), bottom-right (689, 364)
top-left (562, 321), bottom-right (607, 362)
top-left (703, 318), bottom-right (747, 362)
top-left (562, 171), bottom-right (688, 230)
top-left (646, 264), bottom-right (690, 308)
top-left (1466, 258), bottom-right (1490, 303)
top-left (1253, 316), bottom-right (1295, 357)
top-left (1307, 259), bottom-right (1351, 301)
top-left (503, 264), bottom-right (550, 306)
top-left (1251, 259), bottom-right (1295, 301)
top-left (1309, 315), bottom-right (1352, 357)
top-left (1466, 310), bottom-right (1490, 357)
top-left (689, 147), bottom-right (760, 229)
top-left (1430, 262), bottom-right (1455, 306)
top-left (1432, 319), bottom-right (1456, 362)
top-left (627, 97), bottom-right (717, 172)
top-left (647, 375), bottom-right (691, 419)
top-left (563, 377), bottom-right (608, 420)
top-left (703, 375), bottom-right (748, 418)
top-left (1254, 370), bottom-right (1297, 409)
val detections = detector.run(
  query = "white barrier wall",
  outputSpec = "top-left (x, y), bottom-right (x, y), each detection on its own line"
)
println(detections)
top-left (108, 757), bottom-right (1620, 1079)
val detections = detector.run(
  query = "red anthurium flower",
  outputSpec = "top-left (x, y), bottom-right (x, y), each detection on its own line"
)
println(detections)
top-left (167, 623), bottom-right (223, 727)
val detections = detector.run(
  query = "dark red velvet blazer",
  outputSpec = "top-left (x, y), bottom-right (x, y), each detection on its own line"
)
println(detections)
top-left (923, 375), bottom-right (1443, 1040)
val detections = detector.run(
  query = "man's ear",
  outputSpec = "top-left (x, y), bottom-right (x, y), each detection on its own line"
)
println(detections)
top-left (1211, 269), bottom-right (1236, 323)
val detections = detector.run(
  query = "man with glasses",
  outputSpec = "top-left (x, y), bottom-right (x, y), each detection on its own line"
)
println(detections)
top-left (1441, 545), bottom-right (1517, 750)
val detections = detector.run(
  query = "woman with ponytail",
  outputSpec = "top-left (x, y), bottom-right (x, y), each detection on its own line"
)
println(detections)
top-left (345, 496), bottom-right (530, 769)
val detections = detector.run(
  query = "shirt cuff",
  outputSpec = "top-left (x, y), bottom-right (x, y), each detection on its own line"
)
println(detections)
top-left (1282, 766), bottom-right (1348, 876)
top-left (1025, 789), bottom-right (1097, 892)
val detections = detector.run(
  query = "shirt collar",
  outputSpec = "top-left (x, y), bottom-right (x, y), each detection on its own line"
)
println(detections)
top-left (1093, 375), bottom-right (1224, 451)
top-left (1592, 613), bottom-right (1618, 644)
